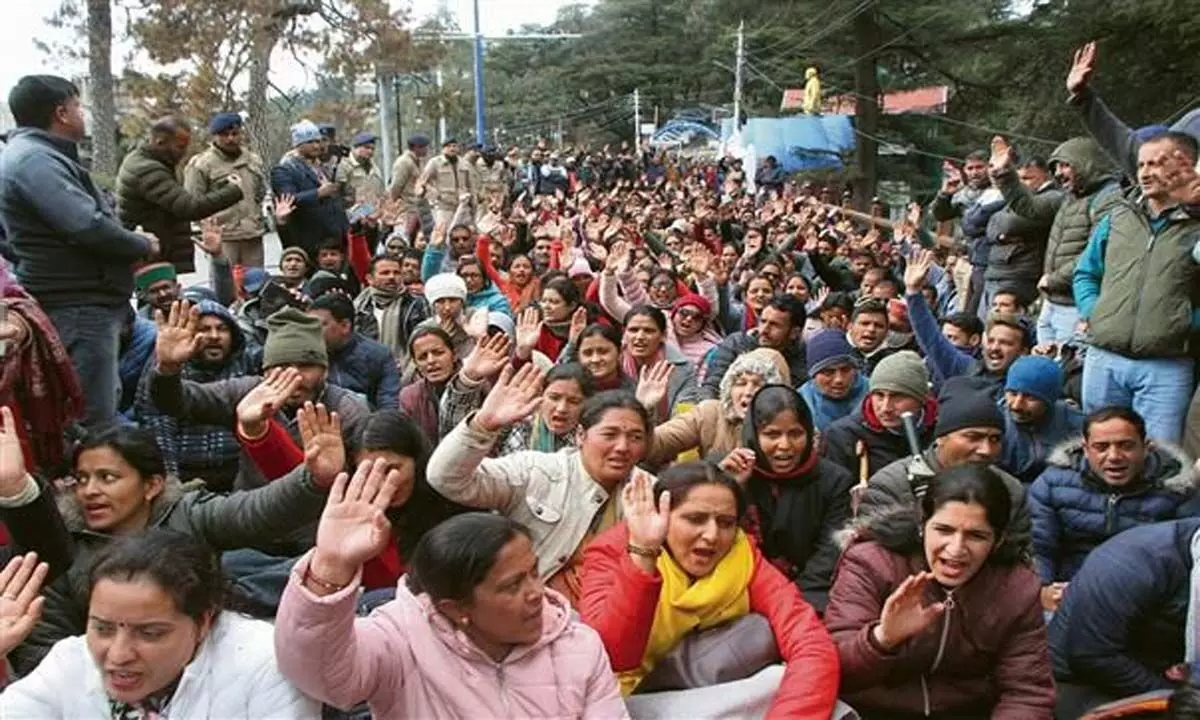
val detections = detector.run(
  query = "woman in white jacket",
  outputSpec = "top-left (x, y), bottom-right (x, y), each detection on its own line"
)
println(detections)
top-left (1, 529), bottom-right (317, 719)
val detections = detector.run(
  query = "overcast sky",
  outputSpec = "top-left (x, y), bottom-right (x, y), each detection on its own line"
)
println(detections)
top-left (1, 0), bottom-right (579, 100)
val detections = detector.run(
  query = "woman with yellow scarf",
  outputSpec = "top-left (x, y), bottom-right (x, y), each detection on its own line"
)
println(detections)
top-left (580, 463), bottom-right (840, 719)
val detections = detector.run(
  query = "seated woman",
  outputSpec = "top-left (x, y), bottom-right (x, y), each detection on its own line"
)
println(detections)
top-left (580, 463), bottom-right (839, 719)
top-left (400, 325), bottom-right (458, 443)
top-left (3, 420), bottom-right (333, 674)
top-left (2, 529), bottom-right (318, 717)
top-left (824, 463), bottom-right (1054, 720)
top-left (236, 405), bottom-right (466, 598)
top-left (718, 385), bottom-right (855, 612)
top-left (565, 323), bottom-right (634, 392)
top-left (427, 365), bottom-right (650, 607)
top-left (646, 349), bottom-right (790, 468)
top-left (439, 334), bottom-right (594, 455)
top-left (620, 305), bottom-right (699, 423)
top-left (274, 468), bottom-right (627, 719)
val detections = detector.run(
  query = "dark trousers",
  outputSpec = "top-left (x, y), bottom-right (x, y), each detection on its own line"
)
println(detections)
top-left (44, 303), bottom-right (127, 428)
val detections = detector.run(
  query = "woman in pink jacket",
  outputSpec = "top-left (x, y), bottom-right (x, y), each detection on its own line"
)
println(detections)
top-left (274, 457), bottom-right (629, 719)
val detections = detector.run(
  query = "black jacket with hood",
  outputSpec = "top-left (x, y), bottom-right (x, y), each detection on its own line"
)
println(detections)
top-left (738, 385), bottom-right (856, 613)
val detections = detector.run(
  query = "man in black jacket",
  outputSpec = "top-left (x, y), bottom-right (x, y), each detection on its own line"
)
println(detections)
top-left (0, 75), bottom-right (157, 427)
top-left (271, 121), bottom-right (349, 258)
top-left (700, 295), bottom-right (807, 400)
top-left (116, 116), bottom-right (244, 273)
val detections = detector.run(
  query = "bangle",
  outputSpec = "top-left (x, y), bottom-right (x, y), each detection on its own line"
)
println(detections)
top-left (627, 543), bottom-right (662, 558)
top-left (304, 566), bottom-right (349, 593)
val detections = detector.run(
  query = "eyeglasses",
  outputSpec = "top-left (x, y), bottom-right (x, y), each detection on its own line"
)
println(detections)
top-left (459, 270), bottom-right (482, 279)
top-left (675, 308), bottom-right (704, 321)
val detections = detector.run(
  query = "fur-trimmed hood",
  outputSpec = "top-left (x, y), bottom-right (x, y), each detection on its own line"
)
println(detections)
top-left (1044, 436), bottom-right (1198, 495)
top-left (718, 348), bottom-right (790, 421)
top-left (57, 476), bottom-right (186, 534)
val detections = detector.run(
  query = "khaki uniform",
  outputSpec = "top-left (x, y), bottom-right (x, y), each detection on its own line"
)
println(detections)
top-left (416, 154), bottom-right (474, 226)
top-left (336, 155), bottom-right (385, 209)
top-left (184, 145), bottom-right (267, 266)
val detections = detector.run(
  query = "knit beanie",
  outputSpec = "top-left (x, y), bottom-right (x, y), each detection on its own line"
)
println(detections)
top-left (868, 350), bottom-right (929, 402)
top-left (934, 376), bottom-right (1005, 438)
top-left (290, 120), bottom-right (322, 148)
top-left (280, 246), bottom-right (311, 266)
top-left (1004, 356), bottom-right (1063, 406)
top-left (487, 311), bottom-right (516, 337)
top-left (264, 307), bottom-right (328, 368)
top-left (425, 273), bottom-right (468, 304)
top-left (805, 329), bottom-right (858, 375)
top-left (134, 262), bottom-right (177, 292)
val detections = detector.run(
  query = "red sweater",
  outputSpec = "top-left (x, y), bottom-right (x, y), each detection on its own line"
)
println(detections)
top-left (579, 524), bottom-right (840, 720)
top-left (237, 420), bottom-right (403, 590)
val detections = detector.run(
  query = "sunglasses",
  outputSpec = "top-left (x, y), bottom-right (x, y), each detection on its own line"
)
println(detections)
top-left (675, 308), bottom-right (704, 321)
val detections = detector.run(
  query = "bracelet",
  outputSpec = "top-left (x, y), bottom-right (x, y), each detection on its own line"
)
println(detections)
top-left (304, 566), bottom-right (349, 593)
top-left (626, 543), bottom-right (663, 558)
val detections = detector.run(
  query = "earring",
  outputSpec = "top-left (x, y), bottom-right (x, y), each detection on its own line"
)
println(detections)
top-left (459, 617), bottom-right (470, 628)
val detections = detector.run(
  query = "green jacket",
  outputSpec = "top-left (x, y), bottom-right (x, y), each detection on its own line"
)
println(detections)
top-left (9, 465), bottom-right (327, 675)
top-left (1076, 201), bottom-right (1200, 358)
top-left (116, 145), bottom-right (244, 272)
top-left (998, 137), bottom-right (1121, 307)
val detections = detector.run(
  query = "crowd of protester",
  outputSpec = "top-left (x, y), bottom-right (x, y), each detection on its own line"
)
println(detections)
top-left (0, 39), bottom-right (1195, 719)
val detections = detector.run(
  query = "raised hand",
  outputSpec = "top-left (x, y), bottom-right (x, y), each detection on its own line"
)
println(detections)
top-left (635, 361), bottom-right (675, 413)
top-left (154, 301), bottom-right (202, 373)
top-left (903, 249), bottom-right (936, 294)
top-left (989, 135), bottom-right (1013, 175)
top-left (463, 308), bottom-right (489, 340)
top-left (688, 245), bottom-right (713, 277)
top-left (940, 162), bottom-right (963, 195)
top-left (310, 458), bottom-right (404, 590)
top-left (873, 572), bottom-right (946, 650)
top-left (0, 407), bottom-right (28, 498)
top-left (623, 470), bottom-right (670, 570)
top-left (514, 307), bottom-right (543, 360)
top-left (274, 194), bottom-right (297, 223)
top-left (473, 363), bottom-right (545, 433)
top-left (718, 448), bottom-right (756, 486)
top-left (461, 332), bottom-right (511, 383)
top-left (743, 232), bottom-right (762, 258)
top-left (605, 240), bottom-right (630, 273)
top-left (0, 552), bottom-right (48, 658)
top-left (1067, 41), bottom-right (1097, 96)
top-left (236, 367), bottom-right (303, 438)
top-left (568, 306), bottom-right (588, 346)
top-left (906, 201), bottom-right (922, 229)
top-left (299, 402), bottom-right (345, 488)
top-left (195, 217), bottom-right (224, 256)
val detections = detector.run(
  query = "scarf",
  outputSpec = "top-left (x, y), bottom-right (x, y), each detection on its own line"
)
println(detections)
top-left (742, 448), bottom-right (821, 578)
top-left (619, 530), bottom-right (754, 695)
top-left (369, 286), bottom-right (406, 357)
top-left (528, 414), bottom-right (564, 453)
top-left (108, 678), bottom-right (179, 719)
top-left (0, 297), bottom-right (84, 470)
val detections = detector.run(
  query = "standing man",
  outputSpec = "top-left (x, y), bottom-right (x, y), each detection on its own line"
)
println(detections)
top-left (932, 150), bottom-right (992, 316)
top-left (116, 116), bottom-right (245, 274)
top-left (1072, 131), bottom-right (1200, 444)
top-left (271, 120), bottom-right (349, 259)
top-left (0, 75), bottom-right (158, 427)
top-left (389, 134), bottom-right (430, 240)
top-left (337, 132), bottom-right (385, 210)
top-left (416, 138), bottom-right (473, 228)
top-left (183, 112), bottom-right (268, 268)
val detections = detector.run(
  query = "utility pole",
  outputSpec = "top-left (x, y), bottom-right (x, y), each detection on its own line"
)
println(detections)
top-left (377, 75), bottom-right (397, 186)
top-left (733, 20), bottom-right (745, 132)
top-left (471, 0), bottom-right (485, 144)
top-left (435, 66), bottom-right (448, 145)
top-left (633, 88), bottom-right (641, 147)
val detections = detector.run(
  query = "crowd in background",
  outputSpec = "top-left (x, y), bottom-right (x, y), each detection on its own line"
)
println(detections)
top-left (0, 39), bottom-right (1195, 719)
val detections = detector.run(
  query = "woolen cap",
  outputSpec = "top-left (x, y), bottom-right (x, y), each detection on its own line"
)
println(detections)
top-left (134, 262), bottom-right (177, 292)
top-left (424, 273), bottom-right (468, 304)
top-left (935, 376), bottom-right (1005, 438)
top-left (805, 329), bottom-right (858, 375)
top-left (264, 307), bottom-right (328, 369)
top-left (1004, 356), bottom-right (1063, 406)
top-left (868, 350), bottom-right (929, 402)
top-left (290, 121), bottom-right (322, 148)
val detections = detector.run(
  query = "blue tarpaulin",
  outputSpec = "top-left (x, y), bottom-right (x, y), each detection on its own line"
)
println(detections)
top-left (720, 116), bottom-right (856, 172)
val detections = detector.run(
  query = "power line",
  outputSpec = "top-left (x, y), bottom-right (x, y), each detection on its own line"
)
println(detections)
top-left (826, 7), bottom-right (950, 75)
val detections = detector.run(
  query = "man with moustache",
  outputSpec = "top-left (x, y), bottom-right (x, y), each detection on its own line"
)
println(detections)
top-left (134, 300), bottom-right (261, 492)
top-left (149, 302), bottom-right (368, 490)
top-left (184, 112), bottom-right (269, 268)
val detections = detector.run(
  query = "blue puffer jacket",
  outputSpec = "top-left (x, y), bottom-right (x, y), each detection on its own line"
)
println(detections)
top-left (1029, 438), bottom-right (1200, 584)
top-left (326, 332), bottom-right (401, 411)
top-left (1000, 399), bottom-right (1084, 483)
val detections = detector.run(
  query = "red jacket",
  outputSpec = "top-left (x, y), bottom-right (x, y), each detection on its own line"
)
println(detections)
top-left (238, 420), bottom-right (404, 590)
top-left (580, 524), bottom-right (839, 720)
top-left (824, 538), bottom-right (1054, 719)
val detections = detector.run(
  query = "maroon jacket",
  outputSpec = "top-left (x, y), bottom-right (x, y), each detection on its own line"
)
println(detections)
top-left (824, 536), bottom-right (1054, 719)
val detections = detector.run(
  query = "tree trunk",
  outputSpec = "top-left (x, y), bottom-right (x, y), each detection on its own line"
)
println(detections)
top-left (86, 0), bottom-right (118, 178)
top-left (246, 19), bottom-right (280, 164)
top-left (852, 2), bottom-right (881, 211)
